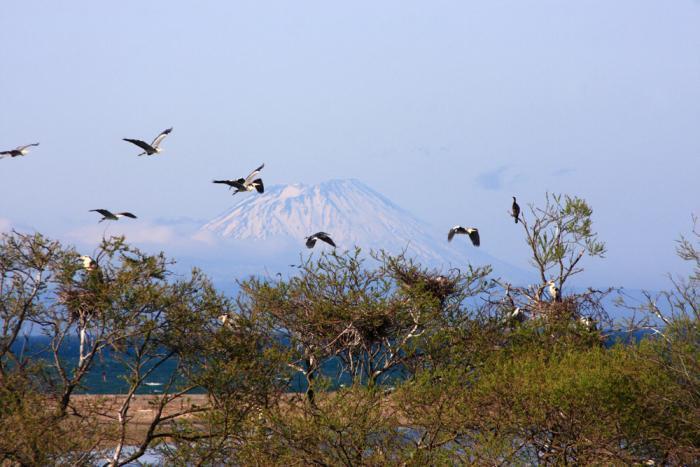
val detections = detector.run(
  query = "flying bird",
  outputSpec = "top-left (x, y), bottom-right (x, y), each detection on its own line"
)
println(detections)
top-left (0, 143), bottom-right (39, 158)
top-left (512, 196), bottom-right (520, 224)
top-left (123, 127), bottom-right (173, 156)
top-left (448, 226), bottom-right (480, 246)
top-left (305, 232), bottom-right (336, 249)
top-left (90, 209), bottom-right (137, 223)
top-left (213, 163), bottom-right (265, 195)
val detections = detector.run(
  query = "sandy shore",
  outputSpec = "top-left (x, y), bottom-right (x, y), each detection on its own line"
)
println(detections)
top-left (71, 394), bottom-right (210, 443)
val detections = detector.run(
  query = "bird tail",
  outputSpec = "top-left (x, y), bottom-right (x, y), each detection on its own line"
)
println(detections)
top-left (514, 216), bottom-right (518, 224)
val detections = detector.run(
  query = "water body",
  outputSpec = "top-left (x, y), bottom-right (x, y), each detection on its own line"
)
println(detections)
top-left (9, 330), bottom-right (652, 395)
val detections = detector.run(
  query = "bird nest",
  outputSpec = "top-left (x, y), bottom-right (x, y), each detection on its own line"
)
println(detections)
top-left (392, 266), bottom-right (458, 304)
top-left (530, 297), bottom-right (591, 324)
top-left (56, 288), bottom-right (99, 321)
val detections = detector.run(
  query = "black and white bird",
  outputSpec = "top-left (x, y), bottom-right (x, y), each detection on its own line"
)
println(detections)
top-left (218, 314), bottom-right (237, 327)
top-left (213, 163), bottom-right (265, 195)
top-left (79, 255), bottom-right (98, 271)
top-left (547, 280), bottom-right (561, 302)
top-left (512, 196), bottom-right (521, 224)
top-left (90, 209), bottom-right (137, 223)
top-left (0, 143), bottom-right (39, 158)
top-left (506, 307), bottom-right (527, 324)
top-left (448, 226), bottom-right (480, 246)
top-left (305, 232), bottom-right (336, 249)
top-left (123, 127), bottom-right (173, 156)
top-left (579, 316), bottom-right (597, 330)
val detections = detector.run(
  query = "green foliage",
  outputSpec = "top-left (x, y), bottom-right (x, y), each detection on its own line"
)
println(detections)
top-left (1, 195), bottom-right (699, 465)
top-left (520, 193), bottom-right (606, 291)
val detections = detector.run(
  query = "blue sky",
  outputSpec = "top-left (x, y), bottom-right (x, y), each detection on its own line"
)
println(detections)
top-left (1, 1), bottom-right (699, 289)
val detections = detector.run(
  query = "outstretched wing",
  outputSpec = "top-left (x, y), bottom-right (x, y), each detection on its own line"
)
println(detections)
top-left (213, 179), bottom-right (236, 186)
top-left (305, 237), bottom-right (317, 249)
top-left (17, 143), bottom-right (39, 151)
top-left (90, 209), bottom-right (113, 217)
top-left (252, 178), bottom-right (264, 193)
top-left (151, 127), bottom-right (173, 148)
top-left (468, 229), bottom-right (480, 247)
top-left (244, 163), bottom-right (265, 185)
top-left (317, 232), bottom-right (336, 247)
top-left (116, 212), bottom-right (137, 219)
top-left (447, 228), bottom-right (456, 242)
top-left (123, 138), bottom-right (155, 153)
top-left (448, 226), bottom-right (466, 242)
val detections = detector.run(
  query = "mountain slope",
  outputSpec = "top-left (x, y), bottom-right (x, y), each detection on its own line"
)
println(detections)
top-left (201, 179), bottom-right (527, 280)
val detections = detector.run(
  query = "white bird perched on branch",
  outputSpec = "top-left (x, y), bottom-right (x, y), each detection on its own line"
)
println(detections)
top-left (448, 226), bottom-right (480, 246)
top-left (579, 316), bottom-right (597, 330)
top-left (548, 280), bottom-right (561, 302)
top-left (90, 209), bottom-right (137, 223)
top-left (305, 232), bottom-right (336, 249)
top-left (79, 255), bottom-right (98, 271)
top-left (0, 143), bottom-right (39, 159)
top-left (213, 163), bottom-right (265, 195)
top-left (219, 314), bottom-right (236, 327)
top-left (123, 127), bottom-right (173, 156)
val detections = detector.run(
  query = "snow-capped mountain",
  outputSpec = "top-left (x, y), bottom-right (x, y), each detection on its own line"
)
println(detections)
top-left (200, 179), bottom-right (526, 280)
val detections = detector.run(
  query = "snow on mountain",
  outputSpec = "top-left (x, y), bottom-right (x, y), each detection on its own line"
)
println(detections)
top-left (200, 179), bottom-right (527, 281)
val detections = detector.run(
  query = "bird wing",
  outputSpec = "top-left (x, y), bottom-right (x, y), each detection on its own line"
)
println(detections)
top-left (318, 234), bottom-right (336, 247)
top-left (116, 212), bottom-right (137, 219)
top-left (150, 127), bottom-right (173, 148)
top-left (468, 229), bottom-right (480, 247)
top-left (213, 180), bottom-right (236, 186)
top-left (252, 178), bottom-right (264, 193)
top-left (305, 237), bottom-right (317, 248)
top-left (17, 143), bottom-right (39, 151)
top-left (90, 209), bottom-right (114, 217)
top-left (448, 226), bottom-right (467, 242)
top-left (0, 151), bottom-right (11, 157)
top-left (244, 163), bottom-right (265, 185)
top-left (123, 138), bottom-right (155, 153)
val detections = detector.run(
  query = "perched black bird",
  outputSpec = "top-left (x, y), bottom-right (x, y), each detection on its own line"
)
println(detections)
top-left (123, 127), bottom-right (173, 156)
top-left (90, 209), bottom-right (137, 223)
top-left (448, 226), bottom-right (480, 246)
top-left (512, 196), bottom-right (521, 224)
top-left (305, 232), bottom-right (336, 249)
top-left (0, 143), bottom-right (39, 158)
top-left (213, 163), bottom-right (264, 195)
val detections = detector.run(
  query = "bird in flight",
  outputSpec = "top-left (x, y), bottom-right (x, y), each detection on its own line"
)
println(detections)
top-left (213, 163), bottom-right (265, 195)
top-left (305, 232), bottom-right (336, 249)
top-left (1, 143), bottom-right (39, 159)
top-left (90, 209), bottom-right (137, 223)
top-left (123, 127), bottom-right (173, 156)
top-left (512, 196), bottom-right (521, 224)
top-left (448, 226), bottom-right (480, 246)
